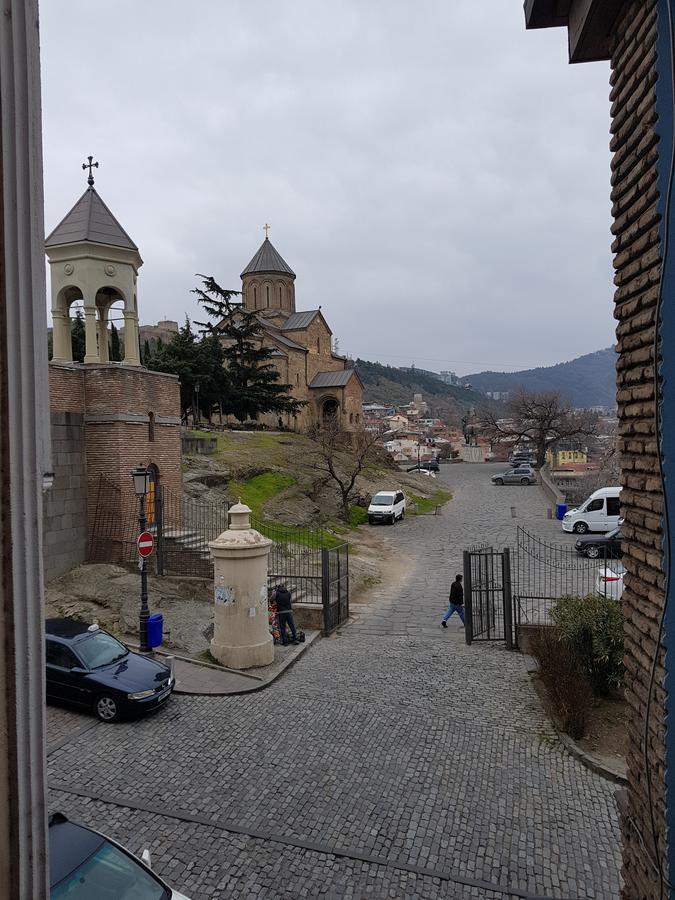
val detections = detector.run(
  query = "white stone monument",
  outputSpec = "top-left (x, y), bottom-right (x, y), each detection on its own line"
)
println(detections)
top-left (209, 501), bottom-right (274, 669)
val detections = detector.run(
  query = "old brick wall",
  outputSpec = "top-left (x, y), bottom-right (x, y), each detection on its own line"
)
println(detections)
top-left (43, 411), bottom-right (88, 580)
top-left (610, 1), bottom-right (666, 895)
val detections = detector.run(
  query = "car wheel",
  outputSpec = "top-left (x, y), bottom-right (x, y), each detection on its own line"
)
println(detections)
top-left (574, 522), bottom-right (589, 534)
top-left (389, 515), bottom-right (395, 525)
top-left (494, 478), bottom-right (504, 485)
top-left (400, 509), bottom-right (405, 520)
top-left (586, 545), bottom-right (600, 559)
top-left (520, 478), bottom-right (530, 485)
top-left (94, 693), bottom-right (120, 723)
top-left (368, 517), bottom-right (374, 525)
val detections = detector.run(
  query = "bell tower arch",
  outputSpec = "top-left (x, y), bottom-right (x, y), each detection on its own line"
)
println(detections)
top-left (241, 226), bottom-right (296, 316)
top-left (46, 158), bottom-right (143, 365)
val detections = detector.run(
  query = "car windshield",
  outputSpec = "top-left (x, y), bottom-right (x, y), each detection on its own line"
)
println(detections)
top-left (372, 494), bottom-right (395, 505)
top-left (76, 632), bottom-right (128, 669)
top-left (51, 839), bottom-right (168, 899)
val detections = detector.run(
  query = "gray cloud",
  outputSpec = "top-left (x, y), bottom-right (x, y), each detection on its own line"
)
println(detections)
top-left (40, 0), bottom-right (615, 375)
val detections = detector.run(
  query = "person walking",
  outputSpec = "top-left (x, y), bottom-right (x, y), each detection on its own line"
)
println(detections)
top-left (273, 583), bottom-right (298, 645)
top-left (441, 574), bottom-right (465, 627)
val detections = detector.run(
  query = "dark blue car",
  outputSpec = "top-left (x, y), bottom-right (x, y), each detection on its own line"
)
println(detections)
top-left (45, 619), bottom-right (174, 722)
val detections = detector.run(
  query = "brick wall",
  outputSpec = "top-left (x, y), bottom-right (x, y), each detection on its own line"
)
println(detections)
top-left (610, 1), bottom-right (666, 895)
top-left (43, 411), bottom-right (88, 580)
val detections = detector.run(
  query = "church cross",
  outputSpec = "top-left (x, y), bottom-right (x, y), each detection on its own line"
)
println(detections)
top-left (263, 223), bottom-right (270, 239)
top-left (82, 155), bottom-right (99, 187)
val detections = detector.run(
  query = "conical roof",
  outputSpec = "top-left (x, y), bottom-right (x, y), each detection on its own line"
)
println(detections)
top-left (45, 186), bottom-right (138, 251)
top-left (241, 237), bottom-right (295, 278)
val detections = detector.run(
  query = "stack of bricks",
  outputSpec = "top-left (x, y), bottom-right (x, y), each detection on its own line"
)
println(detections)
top-left (610, 1), bottom-right (666, 895)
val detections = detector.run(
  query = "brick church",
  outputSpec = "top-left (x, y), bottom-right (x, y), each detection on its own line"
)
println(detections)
top-left (234, 232), bottom-right (364, 432)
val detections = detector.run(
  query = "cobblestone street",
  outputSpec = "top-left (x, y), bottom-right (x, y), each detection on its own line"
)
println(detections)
top-left (47, 464), bottom-right (621, 899)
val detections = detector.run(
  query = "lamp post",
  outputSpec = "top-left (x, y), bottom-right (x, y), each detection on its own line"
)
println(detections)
top-left (131, 465), bottom-right (150, 653)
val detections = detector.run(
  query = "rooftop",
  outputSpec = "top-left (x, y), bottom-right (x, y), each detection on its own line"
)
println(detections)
top-left (45, 187), bottom-right (138, 251)
top-left (241, 237), bottom-right (296, 278)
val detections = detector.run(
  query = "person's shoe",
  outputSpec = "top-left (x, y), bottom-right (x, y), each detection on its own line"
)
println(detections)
top-left (441, 621), bottom-right (448, 628)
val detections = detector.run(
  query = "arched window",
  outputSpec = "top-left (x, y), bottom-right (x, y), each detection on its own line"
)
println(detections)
top-left (296, 373), bottom-right (300, 385)
top-left (253, 286), bottom-right (258, 306)
top-left (356, 413), bottom-right (360, 424)
top-left (279, 286), bottom-right (283, 304)
top-left (266, 285), bottom-right (270, 306)
top-left (317, 338), bottom-right (321, 354)
top-left (148, 412), bottom-right (155, 442)
top-left (349, 413), bottom-right (354, 424)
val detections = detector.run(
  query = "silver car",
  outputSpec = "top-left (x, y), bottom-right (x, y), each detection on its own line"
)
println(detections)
top-left (491, 466), bottom-right (537, 486)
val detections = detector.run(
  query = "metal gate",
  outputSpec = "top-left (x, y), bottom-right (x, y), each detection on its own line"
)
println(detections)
top-left (322, 543), bottom-right (349, 634)
top-left (463, 547), bottom-right (514, 649)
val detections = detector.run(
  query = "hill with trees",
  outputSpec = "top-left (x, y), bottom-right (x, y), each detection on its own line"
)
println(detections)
top-left (463, 347), bottom-right (616, 409)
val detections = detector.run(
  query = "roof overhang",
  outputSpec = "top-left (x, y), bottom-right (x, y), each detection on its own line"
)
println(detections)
top-left (524, 0), bottom-right (624, 63)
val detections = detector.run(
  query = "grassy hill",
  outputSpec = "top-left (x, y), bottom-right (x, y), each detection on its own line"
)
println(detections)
top-left (463, 347), bottom-right (617, 408)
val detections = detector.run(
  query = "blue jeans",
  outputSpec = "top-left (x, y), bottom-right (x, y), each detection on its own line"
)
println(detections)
top-left (278, 611), bottom-right (297, 643)
top-left (442, 603), bottom-right (465, 624)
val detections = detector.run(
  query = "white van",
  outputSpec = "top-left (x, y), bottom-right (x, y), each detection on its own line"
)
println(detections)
top-left (368, 490), bottom-right (406, 525)
top-left (562, 486), bottom-right (621, 534)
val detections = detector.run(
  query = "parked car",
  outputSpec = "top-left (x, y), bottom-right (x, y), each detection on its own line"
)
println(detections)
top-left (406, 460), bottom-right (440, 473)
top-left (596, 562), bottom-right (625, 600)
top-left (562, 486), bottom-right (621, 534)
top-left (575, 527), bottom-right (623, 559)
top-left (367, 490), bottom-right (406, 524)
top-left (49, 812), bottom-right (192, 899)
top-left (491, 466), bottom-right (537, 486)
top-left (510, 454), bottom-right (536, 467)
top-left (409, 467), bottom-right (436, 477)
top-left (46, 619), bottom-right (174, 722)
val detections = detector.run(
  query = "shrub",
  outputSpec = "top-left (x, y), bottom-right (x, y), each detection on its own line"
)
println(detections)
top-left (529, 626), bottom-right (593, 739)
top-left (550, 595), bottom-right (624, 696)
top-left (349, 505), bottom-right (369, 527)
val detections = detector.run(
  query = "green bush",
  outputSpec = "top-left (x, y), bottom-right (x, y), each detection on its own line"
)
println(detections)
top-left (529, 626), bottom-right (593, 739)
top-left (550, 594), bottom-right (624, 696)
top-left (349, 505), bottom-right (369, 527)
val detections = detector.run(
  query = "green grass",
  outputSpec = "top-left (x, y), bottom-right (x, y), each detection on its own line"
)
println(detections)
top-left (228, 472), bottom-right (296, 518)
top-left (349, 505), bottom-right (369, 527)
top-left (409, 489), bottom-right (452, 515)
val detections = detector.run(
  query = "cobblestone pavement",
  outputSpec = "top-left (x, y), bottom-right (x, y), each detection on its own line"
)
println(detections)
top-left (47, 465), bottom-right (621, 899)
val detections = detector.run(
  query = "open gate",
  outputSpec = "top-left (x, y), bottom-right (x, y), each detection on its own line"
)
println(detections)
top-left (322, 543), bottom-right (349, 634)
top-left (463, 547), bottom-right (514, 650)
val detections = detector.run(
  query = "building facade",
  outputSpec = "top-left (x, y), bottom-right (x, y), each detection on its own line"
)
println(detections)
top-left (525, 2), bottom-right (674, 895)
top-left (232, 235), bottom-right (364, 432)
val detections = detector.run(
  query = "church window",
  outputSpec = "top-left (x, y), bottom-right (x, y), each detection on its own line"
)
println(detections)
top-left (266, 285), bottom-right (270, 306)
top-left (317, 338), bottom-right (321, 353)
top-left (148, 411), bottom-right (155, 442)
top-left (349, 413), bottom-right (353, 424)
top-left (356, 413), bottom-right (360, 424)
top-left (279, 286), bottom-right (283, 304)
top-left (253, 286), bottom-right (258, 306)
top-left (296, 373), bottom-right (299, 385)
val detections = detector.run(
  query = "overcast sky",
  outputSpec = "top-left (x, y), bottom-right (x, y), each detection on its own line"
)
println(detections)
top-left (40, 1), bottom-right (614, 377)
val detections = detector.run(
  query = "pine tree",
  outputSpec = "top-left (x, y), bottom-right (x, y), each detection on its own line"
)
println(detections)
top-left (71, 309), bottom-right (86, 362)
top-left (194, 275), bottom-right (305, 423)
top-left (142, 339), bottom-right (151, 366)
top-left (110, 322), bottom-right (122, 361)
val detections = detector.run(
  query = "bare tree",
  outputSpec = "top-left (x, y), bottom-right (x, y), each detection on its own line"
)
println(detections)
top-left (308, 421), bottom-right (382, 522)
top-left (477, 389), bottom-right (598, 468)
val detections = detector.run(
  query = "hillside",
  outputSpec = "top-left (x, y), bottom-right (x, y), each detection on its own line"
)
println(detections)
top-left (353, 358), bottom-right (483, 416)
top-left (463, 347), bottom-right (617, 408)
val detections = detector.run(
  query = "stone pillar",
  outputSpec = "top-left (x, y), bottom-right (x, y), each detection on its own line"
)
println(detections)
top-left (51, 310), bottom-right (72, 363)
top-left (83, 304), bottom-right (99, 364)
top-left (97, 309), bottom-right (109, 364)
top-left (122, 309), bottom-right (140, 366)
top-left (209, 502), bottom-right (274, 669)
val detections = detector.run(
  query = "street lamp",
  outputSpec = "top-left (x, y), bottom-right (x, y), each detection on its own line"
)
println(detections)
top-left (131, 465), bottom-right (150, 653)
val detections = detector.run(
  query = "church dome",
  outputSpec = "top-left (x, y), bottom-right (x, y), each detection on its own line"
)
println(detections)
top-left (241, 237), bottom-right (295, 279)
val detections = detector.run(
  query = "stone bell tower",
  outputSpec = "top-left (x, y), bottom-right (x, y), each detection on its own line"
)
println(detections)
top-left (46, 156), bottom-right (141, 365)
top-left (241, 225), bottom-right (296, 318)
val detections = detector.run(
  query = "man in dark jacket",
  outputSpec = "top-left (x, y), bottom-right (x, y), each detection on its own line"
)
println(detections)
top-left (274, 583), bottom-right (298, 645)
top-left (441, 574), bottom-right (464, 627)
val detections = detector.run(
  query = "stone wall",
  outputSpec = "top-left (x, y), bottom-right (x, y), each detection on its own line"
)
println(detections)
top-left (43, 411), bottom-right (88, 581)
top-left (610, 1), bottom-right (665, 896)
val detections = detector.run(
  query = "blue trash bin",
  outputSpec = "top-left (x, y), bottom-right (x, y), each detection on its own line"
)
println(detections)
top-left (556, 503), bottom-right (568, 521)
top-left (147, 613), bottom-right (163, 649)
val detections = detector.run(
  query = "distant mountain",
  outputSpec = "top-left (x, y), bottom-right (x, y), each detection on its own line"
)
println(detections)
top-left (463, 347), bottom-right (617, 409)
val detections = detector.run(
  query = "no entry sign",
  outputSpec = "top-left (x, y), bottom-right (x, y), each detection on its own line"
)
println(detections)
top-left (137, 531), bottom-right (154, 558)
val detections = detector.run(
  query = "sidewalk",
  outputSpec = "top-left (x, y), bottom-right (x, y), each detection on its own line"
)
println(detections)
top-left (162, 629), bottom-right (321, 695)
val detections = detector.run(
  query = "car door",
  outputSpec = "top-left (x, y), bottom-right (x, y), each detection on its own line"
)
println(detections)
top-left (584, 497), bottom-right (605, 531)
top-left (606, 496), bottom-right (621, 531)
top-left (503, 469), bottom-right (516, 484)
top-left (46, 640), bottom-right (89, 707)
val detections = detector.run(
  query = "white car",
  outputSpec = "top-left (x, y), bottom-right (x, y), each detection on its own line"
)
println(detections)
top-left (413, 468), bottom-right (436, 477)
top-left (368, 490), bottom-right (406, 525)
top-left (596, 563), bottom-right (625, 601)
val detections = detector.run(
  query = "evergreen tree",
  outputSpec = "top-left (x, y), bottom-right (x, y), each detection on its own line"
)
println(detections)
top-left (71, 309), bottom-right (86, 362)
top-left (110, 322), bottom-right (122, 361)
top-left (194, 275), bottom-right (305, 423)
top-left (142, 339), bottom-right (151, 366)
